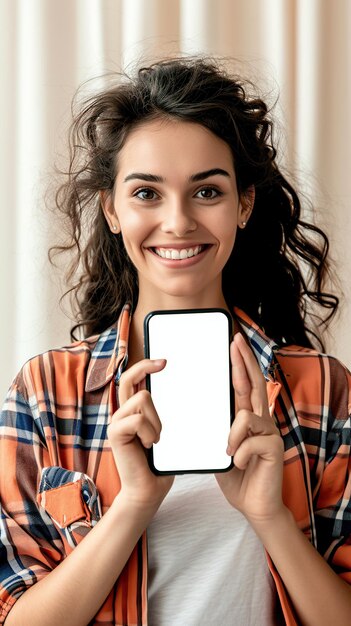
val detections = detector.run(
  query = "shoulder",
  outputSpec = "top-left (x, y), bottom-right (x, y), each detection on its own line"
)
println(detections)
top-left (275, 345), bottom-right (351, 422)
top-left (1, 334), bottom-right (104, 445)
top-left (10, 334), bottom-right (100, 403)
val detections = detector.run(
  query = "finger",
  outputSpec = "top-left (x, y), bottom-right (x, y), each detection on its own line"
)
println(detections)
top-left (119, 358), bottom-right (166, 405)
top-left (231, 333), bottom-right (270, 418)
top-left (230, 337), bottom-right (252, 412)
top-left (233, 432), bottom-right (284, 470)
top-left (226, 409), bottom-right (278, 456)
top-left (113, 389), bottom-right (162, 436)
top-left (109, 412), bottom-right (160, 450)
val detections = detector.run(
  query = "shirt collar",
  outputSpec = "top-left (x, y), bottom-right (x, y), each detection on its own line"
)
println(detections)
top-left (85, 304), bottom-right (131, 392)
top-left (233, 307), bottom-right (279, 381)
top-left (85, 304), bottom-right (279, 392)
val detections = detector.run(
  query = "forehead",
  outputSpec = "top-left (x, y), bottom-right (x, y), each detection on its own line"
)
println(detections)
top-left (116, 118), bottom-right (235, 176)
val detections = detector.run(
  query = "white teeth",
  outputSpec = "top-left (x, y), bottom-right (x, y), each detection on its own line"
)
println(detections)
top-left (154, 245), bottom-right (204, 259)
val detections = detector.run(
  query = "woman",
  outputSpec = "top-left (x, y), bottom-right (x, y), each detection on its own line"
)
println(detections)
top-left (1, 57), bottom-right (350, 626)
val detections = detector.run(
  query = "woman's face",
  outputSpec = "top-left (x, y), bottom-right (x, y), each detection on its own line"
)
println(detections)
top-left (103, 118), bottom-right (251, 309)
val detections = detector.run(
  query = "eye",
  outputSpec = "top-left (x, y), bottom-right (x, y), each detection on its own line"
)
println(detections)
top-left (195, 186), bottom-right (222, 200)
top-left (133, 187), bottom-right (159, 201)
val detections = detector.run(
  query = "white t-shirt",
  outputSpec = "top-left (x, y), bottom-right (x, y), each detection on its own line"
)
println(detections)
top-left (147, 474), bottom-right (277, 625)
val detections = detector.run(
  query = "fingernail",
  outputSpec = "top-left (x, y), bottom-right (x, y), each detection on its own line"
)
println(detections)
top-left (153, 359), bottom-right (166, 366)
top-left (226, 445), bottom-right (234, 456)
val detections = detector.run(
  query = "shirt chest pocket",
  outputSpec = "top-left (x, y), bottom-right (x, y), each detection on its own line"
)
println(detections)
top-left (37, 466), bottom-right (102, 554)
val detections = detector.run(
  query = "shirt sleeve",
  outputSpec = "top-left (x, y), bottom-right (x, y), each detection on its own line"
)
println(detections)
top-left (0, 378), bottom-right (66, 623)
top-left (314, 357), bottom-right (351, 583)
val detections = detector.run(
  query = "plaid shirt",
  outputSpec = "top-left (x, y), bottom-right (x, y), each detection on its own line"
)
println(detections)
top-left (1, 305), bottom-right (351, 625)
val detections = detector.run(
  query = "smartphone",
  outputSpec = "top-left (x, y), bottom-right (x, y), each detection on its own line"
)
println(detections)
top-left (144, 309), bottom-right (233, 474)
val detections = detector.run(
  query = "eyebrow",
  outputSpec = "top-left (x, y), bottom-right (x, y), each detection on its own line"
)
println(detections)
top-left (190, 168), bottom-right (230, 182)
top-left (123, 172), bottom-right (163, 183)
top-left (123, 168), bottom-right (231, 183)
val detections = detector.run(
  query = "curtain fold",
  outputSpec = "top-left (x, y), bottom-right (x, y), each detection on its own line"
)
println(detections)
top-left (1, 0), bottom-right (350, 398)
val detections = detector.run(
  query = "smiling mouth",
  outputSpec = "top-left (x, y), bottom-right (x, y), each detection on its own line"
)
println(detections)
top-left (152, 244), bottom-right (209, 260)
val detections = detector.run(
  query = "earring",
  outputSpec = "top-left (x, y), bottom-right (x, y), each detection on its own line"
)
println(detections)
top-left (241, 221), bottom-right (247, 227)
top-left (112, 225), bottom-right (118, 231)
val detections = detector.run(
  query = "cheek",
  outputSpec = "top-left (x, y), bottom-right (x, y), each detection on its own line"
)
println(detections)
top-left (218, 225), bottom-right (237, 263)
top-left (218, 222), bottom-right (237, 245)
top-left (212, 206), bottom-right (237, 235)
top-left (118, 216), bottom-right (147, 247)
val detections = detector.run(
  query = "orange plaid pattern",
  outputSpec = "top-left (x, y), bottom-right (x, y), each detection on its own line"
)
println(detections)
top-left (1, 305), bottom-right (350, 625)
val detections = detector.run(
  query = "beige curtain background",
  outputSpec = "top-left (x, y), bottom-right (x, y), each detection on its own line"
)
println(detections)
top-left (1, 0), bottom-right (350, 399)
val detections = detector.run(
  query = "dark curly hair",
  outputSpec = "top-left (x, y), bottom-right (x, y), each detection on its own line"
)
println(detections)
top-left (51, 56), bottom-right (338, 349)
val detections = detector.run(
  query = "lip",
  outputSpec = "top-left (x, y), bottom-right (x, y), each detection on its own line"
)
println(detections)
top-left (147, 244), bottom-right (213, 267)
top-left (147, 242), bottom-right (210, 250)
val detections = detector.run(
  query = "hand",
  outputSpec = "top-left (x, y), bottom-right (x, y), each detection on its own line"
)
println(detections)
top-left (108, 359), bottom-right (174, 510)
top-left (215, 332), bottom-right (285, 527)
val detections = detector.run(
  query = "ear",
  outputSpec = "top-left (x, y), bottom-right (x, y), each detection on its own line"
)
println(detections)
top-left (238, 185), bottom-right (255, 229)
top-left (99, 190), bottom-right (120, 234)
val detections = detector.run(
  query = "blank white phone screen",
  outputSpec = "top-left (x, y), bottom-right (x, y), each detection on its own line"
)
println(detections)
top-left (145, 311), bottom-right (232, 473)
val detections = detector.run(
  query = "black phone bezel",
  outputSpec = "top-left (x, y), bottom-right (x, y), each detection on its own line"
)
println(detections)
top-left (143, 308), bottom-right (234, 475)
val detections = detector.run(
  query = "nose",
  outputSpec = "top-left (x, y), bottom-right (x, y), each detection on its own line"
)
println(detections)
top-left (160, 196), bottom-right (197, 236)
